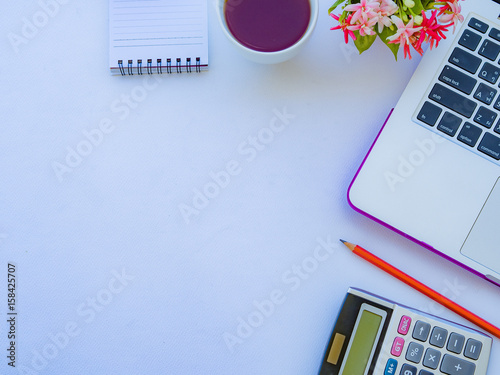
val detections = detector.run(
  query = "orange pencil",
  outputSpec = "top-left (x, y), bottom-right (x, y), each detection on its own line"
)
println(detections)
top-left (341, 239), bottom-right (500, 340)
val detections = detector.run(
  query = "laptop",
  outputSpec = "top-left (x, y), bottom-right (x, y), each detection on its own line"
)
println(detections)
top-left (348, 0), bottom-right (500, 287)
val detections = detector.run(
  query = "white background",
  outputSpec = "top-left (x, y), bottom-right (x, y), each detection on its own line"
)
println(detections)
top-left (1, 1), bottom-right (499, 374)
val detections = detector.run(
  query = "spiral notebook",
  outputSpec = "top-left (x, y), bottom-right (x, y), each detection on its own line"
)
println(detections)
top-left (109, 0), bottom-right (208, 76)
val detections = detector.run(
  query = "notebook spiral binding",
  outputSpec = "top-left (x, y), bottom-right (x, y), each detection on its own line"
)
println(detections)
top-left (117, 57), bottom-right (203, 76)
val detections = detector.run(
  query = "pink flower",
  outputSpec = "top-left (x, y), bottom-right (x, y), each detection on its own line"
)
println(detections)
top-left (438, 1), bottom-right (464, 31)
top-left (348, 18), bottom-right (378, 37)
top-left (344, 0), bottom-right (380, 25)
top-left (387, 16), bottom-right (422, 59)
top-left (375, 0), bottom-right (399, 33)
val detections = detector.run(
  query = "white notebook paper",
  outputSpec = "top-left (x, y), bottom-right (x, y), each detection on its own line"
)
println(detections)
top-left (109, 0), bottom-right (208, 75)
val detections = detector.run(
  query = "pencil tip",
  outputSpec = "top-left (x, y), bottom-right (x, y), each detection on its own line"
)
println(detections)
top-left (339, 239), bottom-right (346, 244)
top-left (339, 239), bottom-right (356, 251)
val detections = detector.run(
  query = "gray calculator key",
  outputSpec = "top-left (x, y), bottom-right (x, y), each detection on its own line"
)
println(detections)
top-left (400, 363), bottom-right (417, 375)
top-left (423, 347), bottom-right (441, 369)
top-left (447, 332), bottom-right (465, 354)
top-left (419, 370), bottom-right (433, 375)
top-left (406, 342), bottom-right (424, 363)
top-left (430, 326), bottom-right (448, 348)
top-left (440, 354), bottom-right (476, 375)
top-left (413, 321), bottom-right (431, 341)
top-left (464, 338), bottom-right (483, 360)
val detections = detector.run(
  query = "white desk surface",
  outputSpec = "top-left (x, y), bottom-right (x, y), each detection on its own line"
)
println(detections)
top-left (1, 1), bottom-right (499, 374)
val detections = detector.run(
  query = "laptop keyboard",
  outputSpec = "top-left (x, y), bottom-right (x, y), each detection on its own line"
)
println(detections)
top-left (414, 14), bottom-right (500, 164)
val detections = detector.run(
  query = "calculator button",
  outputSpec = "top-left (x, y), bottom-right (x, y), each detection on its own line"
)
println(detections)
top-left (440, 354), bottom-right (476, 375)
top-left (423, 348), bottom-right (441, 369)
top-left (385, 358), bottom-right (398, 375)
top-left (400, 363), bottom-right (417, 375)
top-left (447, 332), bottom-right (465, 354)
top-left (391, 337), bottom-right (405, 357)
top-left (412, 321), bottom-right (431, 341)
top-left (398, 315), bottom-right (412, 335)
top-left (418, 370), bottom-right (434, 375)
top-left (430, 326), bottom-right (448, 348)
top-left (464, 338), bottom-right (483, 360)
top-left (405, 342), bottom-right (424, 363)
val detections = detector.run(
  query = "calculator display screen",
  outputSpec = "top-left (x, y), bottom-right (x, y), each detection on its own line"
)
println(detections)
top-left (341, 310), bottom-right (383, 374)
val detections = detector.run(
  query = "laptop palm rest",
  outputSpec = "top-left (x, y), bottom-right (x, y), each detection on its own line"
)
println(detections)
top-left (461, 176), bottom-right (500, 274)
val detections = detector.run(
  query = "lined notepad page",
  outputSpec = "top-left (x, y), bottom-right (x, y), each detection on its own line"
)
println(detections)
top-left (109, 0), bottom-right (208, 74)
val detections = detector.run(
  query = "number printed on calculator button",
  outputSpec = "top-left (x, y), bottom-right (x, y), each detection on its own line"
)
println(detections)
top-left (400, 363), bottom-right (417, 375)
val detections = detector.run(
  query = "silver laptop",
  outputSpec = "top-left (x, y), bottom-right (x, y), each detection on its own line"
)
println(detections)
top-left (349, 0), bottom-right (500, 286)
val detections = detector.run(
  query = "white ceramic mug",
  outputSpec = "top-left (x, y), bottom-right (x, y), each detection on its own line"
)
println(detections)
top-left (216, 0), bottom-right (319, 64)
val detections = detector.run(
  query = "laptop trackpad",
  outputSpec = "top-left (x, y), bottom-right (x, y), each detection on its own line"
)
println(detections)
top-left (461, 177), bottom-right (500, 274)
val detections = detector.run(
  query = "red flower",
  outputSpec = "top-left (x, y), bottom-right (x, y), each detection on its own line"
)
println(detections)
top-left (330, 13), bottom-right (356, 43)
top-left (413, 10), bottom-right (451, 53)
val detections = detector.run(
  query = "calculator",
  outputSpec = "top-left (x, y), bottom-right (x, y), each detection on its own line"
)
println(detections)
top-left (318, 288), bottom-right (492, 375)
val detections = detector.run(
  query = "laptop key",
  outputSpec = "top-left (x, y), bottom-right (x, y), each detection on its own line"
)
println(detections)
top-left (438, 112), bottom-right (462, 136)
top-left (489, 27), bottom-right (500, 42)
top-left (478, 132), bottom-right (500, 160)
top-left (478, 62), bottom-right (500, 84)
top-left (429, 83), bottom-right (477, 118)
top-left (418, 101), bottom-right (442, 126)
top-left (469, 17), bottom-right (489, 34)
top-left (458, 122), bottom-right (482, 147)
top-left (474, 83), bottom-right (497, 105)
top-left (495, 120), bottom-right (500, 135)
top-left (474, 106), bottom-right (497, 128)
top-left (459, 29), bottom-right (482, 51)
top-left (478, 39), bottom-right (500, 60)
top-left (439, 65), bottom-right (477, 94)
top-left (449, 47), bottom-right (482, 74)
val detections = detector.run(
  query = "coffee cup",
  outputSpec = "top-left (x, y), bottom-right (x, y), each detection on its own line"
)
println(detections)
top-left (217, 0), bottom-right (319, 64)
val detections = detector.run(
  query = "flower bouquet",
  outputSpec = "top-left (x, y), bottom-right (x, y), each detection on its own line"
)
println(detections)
top-left (329, 0), bottom-right (464, 59)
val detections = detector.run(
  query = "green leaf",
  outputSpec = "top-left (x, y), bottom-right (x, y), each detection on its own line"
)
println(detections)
top-left (328, 0), bottom-right (347, 14)
top-left (409, 0), bottom-right (425, 16)
top-left (353, 31), bottom-right (377, 55)
top-left (377, 27), bottom-right (399, 60)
